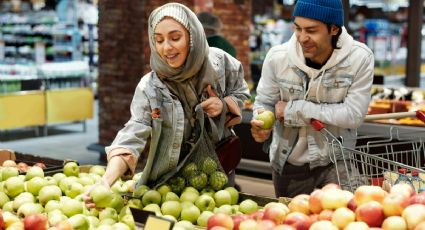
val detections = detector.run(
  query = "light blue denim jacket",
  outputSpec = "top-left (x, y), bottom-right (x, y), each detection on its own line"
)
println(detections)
top-left (254, 28), bottom-right (374, 174)
top-left (106, 48), bottom-right (250, 184)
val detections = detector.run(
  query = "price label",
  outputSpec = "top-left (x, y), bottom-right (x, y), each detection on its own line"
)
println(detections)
top-left (144, 216), bottom-right (174, 230)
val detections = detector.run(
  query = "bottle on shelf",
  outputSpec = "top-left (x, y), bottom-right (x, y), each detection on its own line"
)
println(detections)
top-left (395, 168), bottom-right (415, 190)
top-left (411, 170), bottom-right (425, 193)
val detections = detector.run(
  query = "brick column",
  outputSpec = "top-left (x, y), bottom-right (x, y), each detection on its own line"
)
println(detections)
top-left (98, 0), bottom-right (251, 147)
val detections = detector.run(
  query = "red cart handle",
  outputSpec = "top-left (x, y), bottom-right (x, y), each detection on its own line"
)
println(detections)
top-left (311, 119), bottom-right (325, 131)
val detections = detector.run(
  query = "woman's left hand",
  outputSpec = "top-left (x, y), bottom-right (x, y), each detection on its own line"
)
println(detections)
top-left (201, 85), bottom-right (223, 117)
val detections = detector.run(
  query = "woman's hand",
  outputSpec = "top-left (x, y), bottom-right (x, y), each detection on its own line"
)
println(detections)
top-left (201, 85), bottom-right (223, 117)
top-left (275, 101), bottom-right (287, 122)
top-left (82, 177), bottom-right (110, 209)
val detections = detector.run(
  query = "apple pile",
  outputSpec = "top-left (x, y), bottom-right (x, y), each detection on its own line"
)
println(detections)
top-left (1, 159), bottom-right (47, 174)
top-left (207, 183), bottom-right (425, 230)
top-left (0, 161), bottom-right (137, 230)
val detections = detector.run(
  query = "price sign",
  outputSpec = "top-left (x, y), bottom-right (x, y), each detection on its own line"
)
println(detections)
top-left (144, 216), bottom-right (174, 230)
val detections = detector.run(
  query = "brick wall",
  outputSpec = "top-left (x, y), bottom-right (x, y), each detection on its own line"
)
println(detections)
top-left (98, 0), bottom-right (251, 146)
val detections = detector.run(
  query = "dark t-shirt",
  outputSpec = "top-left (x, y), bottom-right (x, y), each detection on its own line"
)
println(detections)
top-left (207, 35), bottom-right (237, 58)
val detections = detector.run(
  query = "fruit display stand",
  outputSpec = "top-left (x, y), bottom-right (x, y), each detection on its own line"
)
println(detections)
top-left (0, 149), bottom-right (65, 173)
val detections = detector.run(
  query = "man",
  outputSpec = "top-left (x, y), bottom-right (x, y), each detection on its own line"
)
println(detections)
top-left (251, 0), bottom-right (374, 197)
top-left (197, 12), bottom-right (237, 58)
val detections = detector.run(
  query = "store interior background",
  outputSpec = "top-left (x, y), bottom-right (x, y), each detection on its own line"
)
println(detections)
top-left (1, 0), bottom-right (425, 185)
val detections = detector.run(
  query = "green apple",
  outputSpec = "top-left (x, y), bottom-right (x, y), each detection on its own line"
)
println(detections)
top-left (44, 176), bottom-right (57, 186)
top-left (2, 201), bottom-right (14, 212)
top-left (120, 214), bottom-right (135, 230)
top-left (255, 110), bottom-right (276, 129)
top-left (68, 214), bottom-right (89, 230)
top-left (60, 199), bottom-right (83, 217)
top-left (25, 166), bottom-right (44, 181)
top-left (99, 218), bottom-right (116, 226)
top-left (48, 212), bottom-right (67, 226)
top-left (239, 199), bottom-right (258, 214)
top-left (52, 173), bottom-right (66, 183)
top-left (132, 172), bottom-right (142, 181)
top-left (13, 192), bottom-right (35, 211)
top-left (181, 201), bottom-right (195, 209)
top-left (78, 175), bottom-right (94, 186)
top-left (174, 220), bottom-right (195, 230)
top-left (200, 187), bottom-right (215, 197)
top-left (65, 182), bottom-right (84, 198)
top-left (83, 206), bottom-right (99, 217)
top-left (17, 202), bottom-right (44, 218)
top-left (127, 198), bottom-right (143, 209)
top-left (213, 190), bottom-right (232, 207)
top-left (182, 187), bottom-right (200, 195)
top-left (97, 224), bottom-right (114, 230)
top-left (89, 173), bottom-right (102, 183)
top-left (112, 222), bottom-right (131, 230)
top-left (90, 184), bottom-right (114, 208)
top-left (169, 176), bottom-right (186, 195)
top-left (99, 207), bottom-right (118, 221)
top-left (142, 203), bottom-right (162, 216)
top-left (197, 210), bottom-right (214, 227)
top-left (215, 204), bottom-right (233, 215)
top-left (38, 185), bottom-right (62, 205)
top-left (195, 194), bottom-right (216, 212)
top-left (180, 191), bottom-right (199, 204)
top-left (180, 205), bottom-right (201, 224)
top-left (141, 190), bottom-right (161, 206)
top-left (109, 193), bottom-right (125, 213)
top-left (89, 165), bottom-right (106, 176)
top-left (111, 180), bottom-right (127, 194)
top-left (161, 200), bottom-right (182, 219)
top-left (26, 177), bottom-right (47, 196)
top-left (44, 200), bottom-right (62, 213)
top-left (86, 215), bottom-right (100, 228)
top-left (224, 187), bottom-right (239, 205)
top-left (123, 180), bottom-right (135, 193)
top-left (156, 184), bottom-right (172, 197)
top-left (59, 176), bottom-right (78, 193)
top-left (4, 176), bottom-right (25, 198)
top-left (2, 167), bottom-right (19, 181)
top-left (0, 191), bottom-right (10, 208)
top-left (63, 161), bottom-right (79, 177)
top-left (162, 214), bottom-right (177, 222)
top-left (162, 191), bottom-right (180, 203)
top-left (132, 184), bottom-right (149, 198)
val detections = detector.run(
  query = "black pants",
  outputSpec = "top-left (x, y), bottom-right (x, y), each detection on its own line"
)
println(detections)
top-left (272, 161), bottom-right (349, 198)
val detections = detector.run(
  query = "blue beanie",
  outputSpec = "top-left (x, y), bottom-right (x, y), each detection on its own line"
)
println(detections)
top-left (292, 0), bottom-right (344, 27)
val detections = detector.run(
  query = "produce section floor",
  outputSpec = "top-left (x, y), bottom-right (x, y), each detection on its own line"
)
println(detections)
top-left (0, 100), bottom-right (276, 198)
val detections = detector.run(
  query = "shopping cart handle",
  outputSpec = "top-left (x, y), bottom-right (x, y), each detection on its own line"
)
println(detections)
top-left (311, 119), bottom-right (325, 131)
top-left (416, 110), bottom-right (425, 123)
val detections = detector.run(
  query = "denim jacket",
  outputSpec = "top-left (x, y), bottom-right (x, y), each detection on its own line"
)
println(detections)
top-left (106, 48), bottom-right (250, 184)
top-left (254, 28), bottom-right (374, 174)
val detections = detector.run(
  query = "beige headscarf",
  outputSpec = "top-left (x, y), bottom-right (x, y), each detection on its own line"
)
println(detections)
top-left (148, 2), bottom-right (218, 134)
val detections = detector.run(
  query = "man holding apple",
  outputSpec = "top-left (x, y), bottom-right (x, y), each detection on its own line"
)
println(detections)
top-left (251, 0), bottom-right (374, 197)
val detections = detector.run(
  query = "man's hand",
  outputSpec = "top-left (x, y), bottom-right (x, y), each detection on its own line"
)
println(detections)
top-left (275, 101), bottom-right (287, 122)
top-left (201, 85), bottom-right (223, 117)
top-left (251, 110), bottom-right (273, 143)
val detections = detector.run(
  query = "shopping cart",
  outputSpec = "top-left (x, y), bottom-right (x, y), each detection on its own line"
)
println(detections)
top-left (311, 110), bottom-right (425, 193)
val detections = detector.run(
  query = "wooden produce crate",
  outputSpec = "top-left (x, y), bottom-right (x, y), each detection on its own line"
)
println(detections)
top-left (0, 149), bottom-right (65, 173)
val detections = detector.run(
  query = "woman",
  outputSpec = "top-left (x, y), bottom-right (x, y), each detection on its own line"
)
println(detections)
top-left (85, 3), bottom-right (249, 206)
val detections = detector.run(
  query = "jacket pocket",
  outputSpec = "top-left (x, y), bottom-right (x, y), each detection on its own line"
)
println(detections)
top-left (320, 74), bottom-right (353, 103)
top-left (278, 80), bottom-right (304, 101)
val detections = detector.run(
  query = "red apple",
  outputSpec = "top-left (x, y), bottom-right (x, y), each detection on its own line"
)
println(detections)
top-left (257, 219), bottom-right (276, 230)
top-left (390, 183), bottom-right (415, 198)
top-left (288, 194), bottom-right (310, 215)
top-left (207, 213), bottom-right (234, 230)
top-left (410, 193), bottom-right (425, 205)
top-left (23, 214), bottom-right (48, 230)
top-left (249, 210), bottom-right (265, 221)
top-left (402, 204), bottom-right (425, 230)
top-left (331, 207), bottom-right (355, 229)
top-left (347, 197), bottom-right (357, 212)
top-left (34, 162), bottom-right (47, 169)
top-left (318, 209), bottom-right (333, 221)
top-left (239, 219), bottom-right (258, 230)
top-left (271, 225), bottom-right (296, 230)
top-left (0, 212), bottom-right (4, 229)
top-left (283, 212), bottom-right (312, 230)
top-left (309, 220), bottom-right (338, 230)
top-left (55, 220), bottom-right (73, 230)
top-left (210, 226), bottom-right (229, 230)
top-left (344, 221), bottom-right (370, 230)
top-left (355, 201), bottom-right (385, 227)
top-left (381, 216), bottom-right (407, 230)
top-left (232, 214), bottom-right (250, 230)
top-left (309, 214), bottom-right (319, 223)
top-left (263, 205), bottom-right (290, 224)
top-left (321, 188), bottom-right (348, 210)
top-left (322, 183), bottom-right (341, 190)
top-left (354, 185), bottom-right (388, 206)
top-left (309, 189), bottom-right (323, 214)
top-left (382, 193), bottom-right (409, 217)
